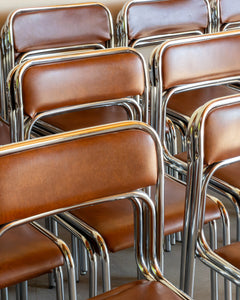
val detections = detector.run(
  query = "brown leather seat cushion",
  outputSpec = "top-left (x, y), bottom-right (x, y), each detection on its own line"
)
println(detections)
top-left (71, 176), bottom-right (220, 252)
top-left (215, 242), bottom-right (240, 269)
top-left (167, 85), bottom-right (238, 118)
top-left (0, 224), bottom-right (64, 289)
top-left (42, 106), bottom-right (128, 131)
top-left (89, 279), bottom-right (185, 300)
top-left (214, 162), bottom-right (240, 190)
top-left (0, 119), bottom-right (11, 145)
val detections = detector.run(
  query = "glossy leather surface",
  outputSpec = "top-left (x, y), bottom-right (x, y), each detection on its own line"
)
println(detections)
top-left (12, 4), bottom-right (111, 53)
top-left (204, 103), bottom-right (240, 165)
top-left (22, 51), bottom-right (145, 118)
top-left (43, 106), bottom-right (128, 131)
top-left (168, 85), bottom-right (238, 117)
top-left (89, 279), bottom-right (183, 300)
top-left (162, 33), bottom-right (240, 90)
top-left (214, 162), bottom-right (240, 190)
top-left (0, 119), bottom-right (11, 145)
top-left (215, 241), bottom-right (240, 269)
top-left (71, 176), bottom-right (220, 252)
top-left (0, 224), bottom-right (64, 289)
top-left (0, 129), bottom-right (157, 225)
top-left (127, 0), bottom-right (208, 43)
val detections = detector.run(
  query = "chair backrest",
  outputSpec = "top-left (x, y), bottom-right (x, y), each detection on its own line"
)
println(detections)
top-left (181, 94), bottom-right (240, 294)
top-left (116, 0), bottom-right (211, 47)
top-left (4, 3), bottom-right (114, 63)
top-left (217, 0), bottom-right (240, 31)
top-left (150, 30), bottom-right (240, 144)
top-left (1, 2), bottom-right (114, 121)
top-left (0, 121), bottom-right (162, 244)
top-left (9, 47), bottom-right (148, 141)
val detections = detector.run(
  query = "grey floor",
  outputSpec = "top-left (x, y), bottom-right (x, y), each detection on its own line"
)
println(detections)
top-left (5, 195), bottom-right (237, 300)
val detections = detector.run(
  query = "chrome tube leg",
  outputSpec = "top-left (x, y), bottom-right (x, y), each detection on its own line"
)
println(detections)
top-left (171, 234), bottom-right (176, 245)
top-left (236, 286), bottom-right (239, 300)
top-left (16, 281), bottom-right (28, 300)
top-left (1, 288), bottom-right (8, 300)
top-left (71, 235), bottom-right (80, 282)
top-left (209, 221), bottom-right (218, 300)
top-left (64, 249), bottom-right (77, 300)
top-left (55, 267), bottom-right (64, 300)
top-left (165, 235), bottom-right (171, 252)
top-left (79, 240), bottom-right (88, 275)
top-left (100, 249), bottom-right (111, 292)
top-left (88, 249), bottom-right (98, 297)
top-left (176, 231), bottom-right (182, 242)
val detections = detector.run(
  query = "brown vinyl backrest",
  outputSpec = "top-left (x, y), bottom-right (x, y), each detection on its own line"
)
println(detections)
top-left (0, 123), bottom-right (158, 225)
top-left (203, 99), bottom-right (240, 165)
top-left (11, 3), bottom-right (112, 54)
top-left (219, 0), bottom-right (240, 26)
top-left (20, 49), bottom-right (145, 118)
top-left (126, 0), bottom-right (209, 43)
top-left (161, 31), bottom-right (240, 91)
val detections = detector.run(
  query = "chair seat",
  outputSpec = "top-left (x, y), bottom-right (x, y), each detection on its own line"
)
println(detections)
top-left (42, 106), bottom-right (128, 131)
top-left (214, 162), bottom-right (240, 190)
top-left (89, 279), bottom-right (185, 300)
top-left (0, 119), bottom-right (11, 145)
top-left (215, 242), bottom-right (240, 269)
top-left (167, 85), bottom-right (238, 119)
top-left (0, 223), bottom-right (64, 289)
top-left (71, 176), bottom-right (220, 252)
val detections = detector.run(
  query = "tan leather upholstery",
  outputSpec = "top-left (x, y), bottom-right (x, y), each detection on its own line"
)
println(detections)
top-left (43, 106), bottom-right (128, 131)
top-left (162, 33), bottom-right (240, 90)
top-left (215, 242), bottom-right (240, 269)
top-left (22, 51), bottom-right (145, 118)
top-left (204, 103), bottom-right (240, 165)
top-left (219, 0), bottom-right (240, 25)
top-left (71, 176), bottom-right (220, 252)
top-left (12, 4), bottom-right (111, 54)
top-left (0, 224), bottom-right (64, 289)
top-left (214, 162), bottom-right (240, 190)
top-left (0, 129), bottom-right (157, 225)
top-left (168, 85), bottom-right (238, 118)
top-left (127, 0), bottom-right (208, 44)
top-left (0, 119), bottom-right (11, 145)
top-left (89, 279), bottom-right (184, 300)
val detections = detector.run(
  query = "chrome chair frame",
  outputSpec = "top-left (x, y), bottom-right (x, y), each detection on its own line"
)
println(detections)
top-left (181, 95), bottom-right (240, 299)
top-left (49, 120), bottom-right (164, 296)
top-left (0, 2), bottom-right (114, 120)
top-left (7, 47), bottom-right (148, 143)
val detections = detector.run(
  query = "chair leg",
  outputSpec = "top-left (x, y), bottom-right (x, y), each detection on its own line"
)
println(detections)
top-left (1, 288), bottom-right (8, 300)
top-left (209, 221), bottom-right (218, 300)
top-left (54, 267), bottom-right (64, 300)
top-left (71, 235), bottom-right (80, 282)
top-left (176, 231), bottom-right (182, 242)
top-left (165, 235), bottom-right (171, 252)
top-left (88, 247), bottom-right (98, 297)
top-left (16, 281), bottom-right (28, 300)
top-left (79, 240), bottom-right (88, 275)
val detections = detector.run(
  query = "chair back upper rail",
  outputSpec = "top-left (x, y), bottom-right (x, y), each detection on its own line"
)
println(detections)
top-left (7, 3), bottom-right (114, 55)
top-left (0, 121), bottom-right (160, 227)
top-left (117, 0), bottom-right (211, 47)
top-left (17, 49), bottom-right (146, 119)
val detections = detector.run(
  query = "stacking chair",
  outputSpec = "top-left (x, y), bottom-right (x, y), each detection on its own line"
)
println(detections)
top-left (1, 120), bottom-right (192, 300)
top-left (116, 0), bottom-right (211, 48)
top-left (0, 2), bottom-right (114, 120)
top-left (116, 0), bottom-right (211, 162)
top-left (7, 47), bottom-right (147, 143)
top-left (150, 29), bottom-right (240, 156)
top-left (216, 0), bottom-right (240, 32)
top-left (181, 94), bottom-right (240, 300)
